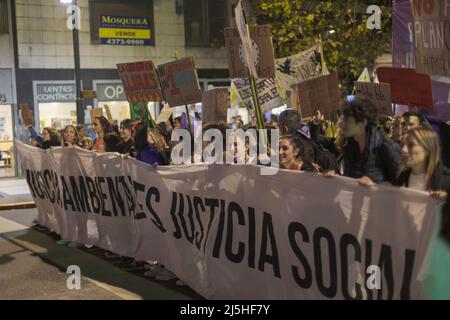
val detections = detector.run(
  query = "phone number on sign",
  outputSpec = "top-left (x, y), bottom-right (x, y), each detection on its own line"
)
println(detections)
top-left (103, 38), bottom-right (148, 46)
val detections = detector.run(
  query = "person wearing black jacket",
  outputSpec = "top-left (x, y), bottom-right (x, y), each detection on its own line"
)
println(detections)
top-left (117, 119), bottom-right (134, 155)
top-left (278, 109), bottom-right (337, 173)
top-left (393, 127), bottom-right (450, 192)
top-left (340, 99), bottom-right (402, 185)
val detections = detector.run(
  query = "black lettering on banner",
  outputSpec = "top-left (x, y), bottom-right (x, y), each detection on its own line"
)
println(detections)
top-left (212, 199), bottom-right (226, 258)
top-left (97, 177), bottom-right (112, 217)
top-left (179, 194), bottom-right (195, 244)
top-left (132, 180), bottom-right (146, 219)
top-left (33, 171), bottom-right (45, 199)
top-left (69, 176), bottom-right (91, 213)
top-left (37, 171), bottom-right (50, 200)
top-left (106, 176), bottom-right (125, 216)
top-left (203, 198), bottom-right (219, 253)
top-left (145, 187), bottom-right (166, 232)
top-left (225, 201), bottom-right (245, 263)
top-left (288, 222), bottom-right (313, 289)
top-left (364, 239), bottom-right (374, 300)
top-left (61, 176), bottom-right (76, 211)
top-left (247, 207), bottom-right (256, 269)
top-left (313, 227), bottom-right (337, 298)
top-left (377, 244), bottom-right (394, 300)
top-left (53, 171), bottom-right (63, 207)
top-left (400, 249), bottom-right (415, 300)
top-left (170, 192), bottom-right (182, 239)
top-left (193, 196), bottom-right (205, 250)
top-left (258, 212), bottom-right (281, 279)
top-left (119, 176), bottom-right (135, 216)
top-left (340, 233), bottom-right (363, 300)
top-left (85, 176), bottom-right (101, 213)
top-left (26, 169), bottom-right (37, 198)
top-left (43, 170), bottom-right (55, 203)
top-left (35, 171), bottom-right (46, 199)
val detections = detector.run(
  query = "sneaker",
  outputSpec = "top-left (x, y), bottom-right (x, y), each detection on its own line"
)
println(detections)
top-left (154, 268), bottom-right (177, 281)
top-left (143, 264), bottom-right (164, 278)
top-left (176, 279), bottom-right (187, 287)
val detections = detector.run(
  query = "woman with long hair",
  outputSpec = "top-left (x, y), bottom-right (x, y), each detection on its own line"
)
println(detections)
top-left (134, 124), bottom-right (169, 165)
top-left (91, 116), bottom-right (113, 153)
top-left (393, 127), bottom-right (450, 193)
top-left (61, 125), bottom-right (80, 147)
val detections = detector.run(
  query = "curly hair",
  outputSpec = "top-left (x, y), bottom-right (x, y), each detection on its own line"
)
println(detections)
top-left (342, 99), bottom-right (379, 128)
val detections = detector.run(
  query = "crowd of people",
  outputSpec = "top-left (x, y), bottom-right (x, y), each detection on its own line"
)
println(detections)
top-left (24, 98), bottom-right (450, 290)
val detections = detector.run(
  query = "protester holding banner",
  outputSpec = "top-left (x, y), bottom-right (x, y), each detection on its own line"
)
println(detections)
top-left (134, 123), bottom-right (169, 166)
top-left (61, 125), bottom-right (80, 148)
top-left (393, 127), bottom-right (450, 193)
top-left (279, 135), bottom-right (305, 171)
top-left (117, 119), bottom-right (134, 155)
top-left (278, 109), bottom-right (336, 173)
top-left (28, 126), bottom-right (60, 150)
top-left (340, 99), bottom-right (402, 185)
top-left (91, 116), bottom-right (113, 153)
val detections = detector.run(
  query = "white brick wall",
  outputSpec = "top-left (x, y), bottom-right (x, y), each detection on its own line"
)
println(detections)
top-left (16, 0), bottom-right (228, 70)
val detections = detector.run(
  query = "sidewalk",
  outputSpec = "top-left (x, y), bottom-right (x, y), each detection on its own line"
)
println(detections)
top-left (0, 178), bottom-right (35, 210)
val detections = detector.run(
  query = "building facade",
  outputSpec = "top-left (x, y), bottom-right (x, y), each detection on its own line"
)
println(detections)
top-left (2, 0), bottom-right (231, 178)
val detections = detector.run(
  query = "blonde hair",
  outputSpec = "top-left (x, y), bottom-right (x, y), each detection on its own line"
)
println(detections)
top-left (147, 128), bottom-right (166, 153)
top-left (403, 127), bottom-right (440, 190)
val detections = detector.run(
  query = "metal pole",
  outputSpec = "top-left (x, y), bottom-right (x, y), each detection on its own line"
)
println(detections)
top-left (72, 0), bottom-right (83, 125)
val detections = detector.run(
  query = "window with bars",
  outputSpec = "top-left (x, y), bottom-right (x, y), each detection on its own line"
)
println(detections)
top-left (184, 0), bottom-right (225, 47)
top-left (0, 0), bottom-right (9, 34)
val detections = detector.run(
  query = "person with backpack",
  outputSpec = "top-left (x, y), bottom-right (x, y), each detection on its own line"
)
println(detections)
top-left (278, 109), bottom-right (337, 173)
top-left (338, 99), bottom-right (402, 186)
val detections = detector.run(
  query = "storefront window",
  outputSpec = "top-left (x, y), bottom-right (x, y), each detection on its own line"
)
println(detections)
top-left (38, 102), bottom-right (77, 129)
top-left (0, 104), bottom-right (14, 177)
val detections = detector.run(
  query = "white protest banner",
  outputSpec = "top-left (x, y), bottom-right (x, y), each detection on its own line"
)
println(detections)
top-left (157, 57), bottom-right (202, 107)
top-left (275, 45), bottom-right (323, 100)
top-left (16, 140), bottom-right (438, 300)
top-left (411, 0), bottom-right (449, 77)
top-left (202, 87), bottom-right (229, 123)
top-left (355, 82), bottom-right (393, 115)
top-left (233, 78), bottom-right (281, 112)
top-left (116, 60), bottom-right (163, 103)
top-left (224, 25), bottom-right (276, 79)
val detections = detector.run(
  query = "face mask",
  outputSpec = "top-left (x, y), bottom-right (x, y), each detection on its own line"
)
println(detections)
top-left (232, 123), bottom-right (238, 130)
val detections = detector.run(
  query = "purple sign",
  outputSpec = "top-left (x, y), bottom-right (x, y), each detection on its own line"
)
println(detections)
top-left (392, 0), bottom-right (449, 120)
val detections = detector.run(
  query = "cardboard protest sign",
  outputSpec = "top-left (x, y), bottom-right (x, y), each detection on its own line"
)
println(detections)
top-left (103, 104), bottom-right (114, 123)
top-left (156, 105), bottom-right (173, 124)
top-left (275, 44), bottom-right (323, 99)
top-left (156, 57), bottom-right (202, 107)
top-left (291, 73), bottom-right (340, 118)
top-left (355, 82), bottom-right (393, 115)
top-left (116, 60), bottom-right (163, 103)
top-left (377, 67), bottom-right (434, 109)
top-left (411, 0), bottom-right (449, 77)
top-left (20, 104), bottom-right (33, 127)
top-left (233, 78), bottom-right (280, 113)
top-left (202, 87), bottom-right (229, 123)
top-left (224, 25), bottom-right (275, 79)
top-left (234, 1), bottom-right (258, 78)
top-left (89, 108), bottom-right (104, 121)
